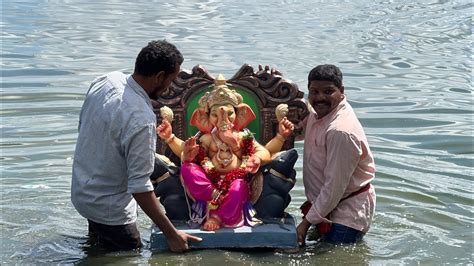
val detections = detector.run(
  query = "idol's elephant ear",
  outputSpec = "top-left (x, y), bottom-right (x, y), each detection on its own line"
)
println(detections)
top-left (233, 103), bottom-right (256, 131)
top-left (190, 107), bottom-right (213, 134)
top-left (150, 154), bottom-right (190, 221)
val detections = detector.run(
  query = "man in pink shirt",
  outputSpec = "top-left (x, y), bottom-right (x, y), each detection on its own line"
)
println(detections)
top-left (296, 64), bottom-right (376, 245)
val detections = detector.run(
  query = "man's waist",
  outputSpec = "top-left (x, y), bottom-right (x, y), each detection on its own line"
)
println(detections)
top-left (301, 183), bottom-right (372, 217)
top-left (72, 192), bottom-right (137, 225)
top-left (341, 183), bottom-right (371, 201)
top-left (73, 201), bottom-right (138, 226)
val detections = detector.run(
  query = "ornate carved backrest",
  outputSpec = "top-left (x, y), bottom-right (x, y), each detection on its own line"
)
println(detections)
top-left (152, 64), bottom-right (308, 162)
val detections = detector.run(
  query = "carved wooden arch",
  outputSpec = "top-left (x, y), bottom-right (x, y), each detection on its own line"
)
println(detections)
top-left (152, 64), bottom-right (308, 161)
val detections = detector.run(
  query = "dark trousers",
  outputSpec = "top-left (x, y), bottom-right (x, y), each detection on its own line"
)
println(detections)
top-left (87, 219), bottom-right (143, 251)
top-left (323, 223), bottom-right (365, 244)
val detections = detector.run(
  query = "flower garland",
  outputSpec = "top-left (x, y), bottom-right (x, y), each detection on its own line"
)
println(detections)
top-left (194, 129), bottom-right (255, 210)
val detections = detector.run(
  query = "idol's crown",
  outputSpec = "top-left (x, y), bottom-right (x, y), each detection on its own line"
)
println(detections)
top-left (198, 74), bottom-right (243, 111)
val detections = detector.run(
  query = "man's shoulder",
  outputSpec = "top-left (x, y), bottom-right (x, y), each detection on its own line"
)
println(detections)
top-left (330, 102), bottom-right (362, 130)
top-left (123, 97), bottom-right (156, 130)
top-left (102, 71), bottom-right (128, 93)
top-left (328, 110), bottom-right (366, 143)
top-left (87, 71), bottom-right (128, 98)
top-left (91, 71), bottom-right (127, 86)
top-left (102, 71), bottom-right (127, 82)
top-left (90, 71), bottom-right (154, 126)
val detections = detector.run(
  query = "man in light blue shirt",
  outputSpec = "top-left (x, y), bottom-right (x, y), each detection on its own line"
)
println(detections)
top-left (72, 40), bottom-right (201, 252)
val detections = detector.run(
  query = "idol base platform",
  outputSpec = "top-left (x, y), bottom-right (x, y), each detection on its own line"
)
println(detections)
top-left (150, 215), bottom-right (298, 251)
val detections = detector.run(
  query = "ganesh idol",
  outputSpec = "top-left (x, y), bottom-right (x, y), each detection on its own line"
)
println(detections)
top-left (157, 75), bottom-right (294, 231)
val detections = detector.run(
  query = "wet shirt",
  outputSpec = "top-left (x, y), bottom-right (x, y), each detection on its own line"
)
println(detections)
top-left (301, 97), bottom-right (376, 232)
top-left (71, 72), bottom-right (155, 225)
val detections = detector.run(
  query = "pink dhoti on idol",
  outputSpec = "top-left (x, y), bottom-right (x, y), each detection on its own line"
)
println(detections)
top-left (181, 162), bottom-right (257, 227)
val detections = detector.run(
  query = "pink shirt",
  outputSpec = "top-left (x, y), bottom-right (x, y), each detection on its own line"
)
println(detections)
top-left (300, 97), bottom-right (376, 232)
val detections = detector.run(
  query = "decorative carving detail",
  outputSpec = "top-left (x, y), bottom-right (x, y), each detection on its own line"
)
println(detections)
top-left (229, 64), bottom-right (304, 106)
top-left (155, 65), bottom-right (215, 107)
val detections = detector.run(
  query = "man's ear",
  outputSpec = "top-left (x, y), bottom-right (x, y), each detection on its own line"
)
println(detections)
top-left (155, 71), bottom-right (166, 83)
top-left (340, 85), bottom-right (344, 94)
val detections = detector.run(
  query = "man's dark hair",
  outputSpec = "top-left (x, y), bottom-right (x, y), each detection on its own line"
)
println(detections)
top-left (134, 40), bottom-right (184, 77)
top-left (308, 64), bottom-right (343, 88)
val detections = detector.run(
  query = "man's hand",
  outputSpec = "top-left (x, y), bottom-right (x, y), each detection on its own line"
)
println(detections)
top-left (133, 191), bottom-right (202, 252)
top-left (296, 218), bottom-right (311, 246)
top-left (166, 229), bottom-right (202, 253)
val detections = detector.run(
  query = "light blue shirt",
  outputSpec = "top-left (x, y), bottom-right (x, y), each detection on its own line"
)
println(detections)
top-left (71, 71), bottom-right (155, 225)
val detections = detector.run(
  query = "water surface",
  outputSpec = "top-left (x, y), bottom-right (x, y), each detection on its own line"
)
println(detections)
top-left (1, 0), bottom-right (472, 264)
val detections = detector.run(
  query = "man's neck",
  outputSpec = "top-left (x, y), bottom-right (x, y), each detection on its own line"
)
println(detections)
top-left (132, 73), bottom-right (152, 98)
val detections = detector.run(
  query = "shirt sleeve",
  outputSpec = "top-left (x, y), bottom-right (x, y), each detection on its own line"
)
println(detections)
top-left (306, 130), bottom-right (362, 224)
top-left (122, 123), bottom-right (156, 194)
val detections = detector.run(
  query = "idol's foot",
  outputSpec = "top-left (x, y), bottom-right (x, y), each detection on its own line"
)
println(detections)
top-left (202, 216), bottom-right (221, 231)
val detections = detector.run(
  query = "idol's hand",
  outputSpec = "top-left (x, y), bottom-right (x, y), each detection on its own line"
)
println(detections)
top-left (218, 130), bottom-right (240, 152)
top-left (157, 120), bottom-right (173, 140)
top-left (245, 155), bottom-right (261, 174)
top-left (278, 117), bottom-right (294, 139)
top-left (182, 137), bottom-right (199, 162)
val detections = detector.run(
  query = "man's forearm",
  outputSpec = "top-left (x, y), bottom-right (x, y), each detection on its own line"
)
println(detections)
top-left (133, 191), bottom-right (177, 238)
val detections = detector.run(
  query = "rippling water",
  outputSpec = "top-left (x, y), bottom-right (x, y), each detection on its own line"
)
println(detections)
top-left (1, 0), bottom-right (472, 264)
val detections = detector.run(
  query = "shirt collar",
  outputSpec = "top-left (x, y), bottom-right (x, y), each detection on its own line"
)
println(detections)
top-left (126, 74), bottom-right (153, 110)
